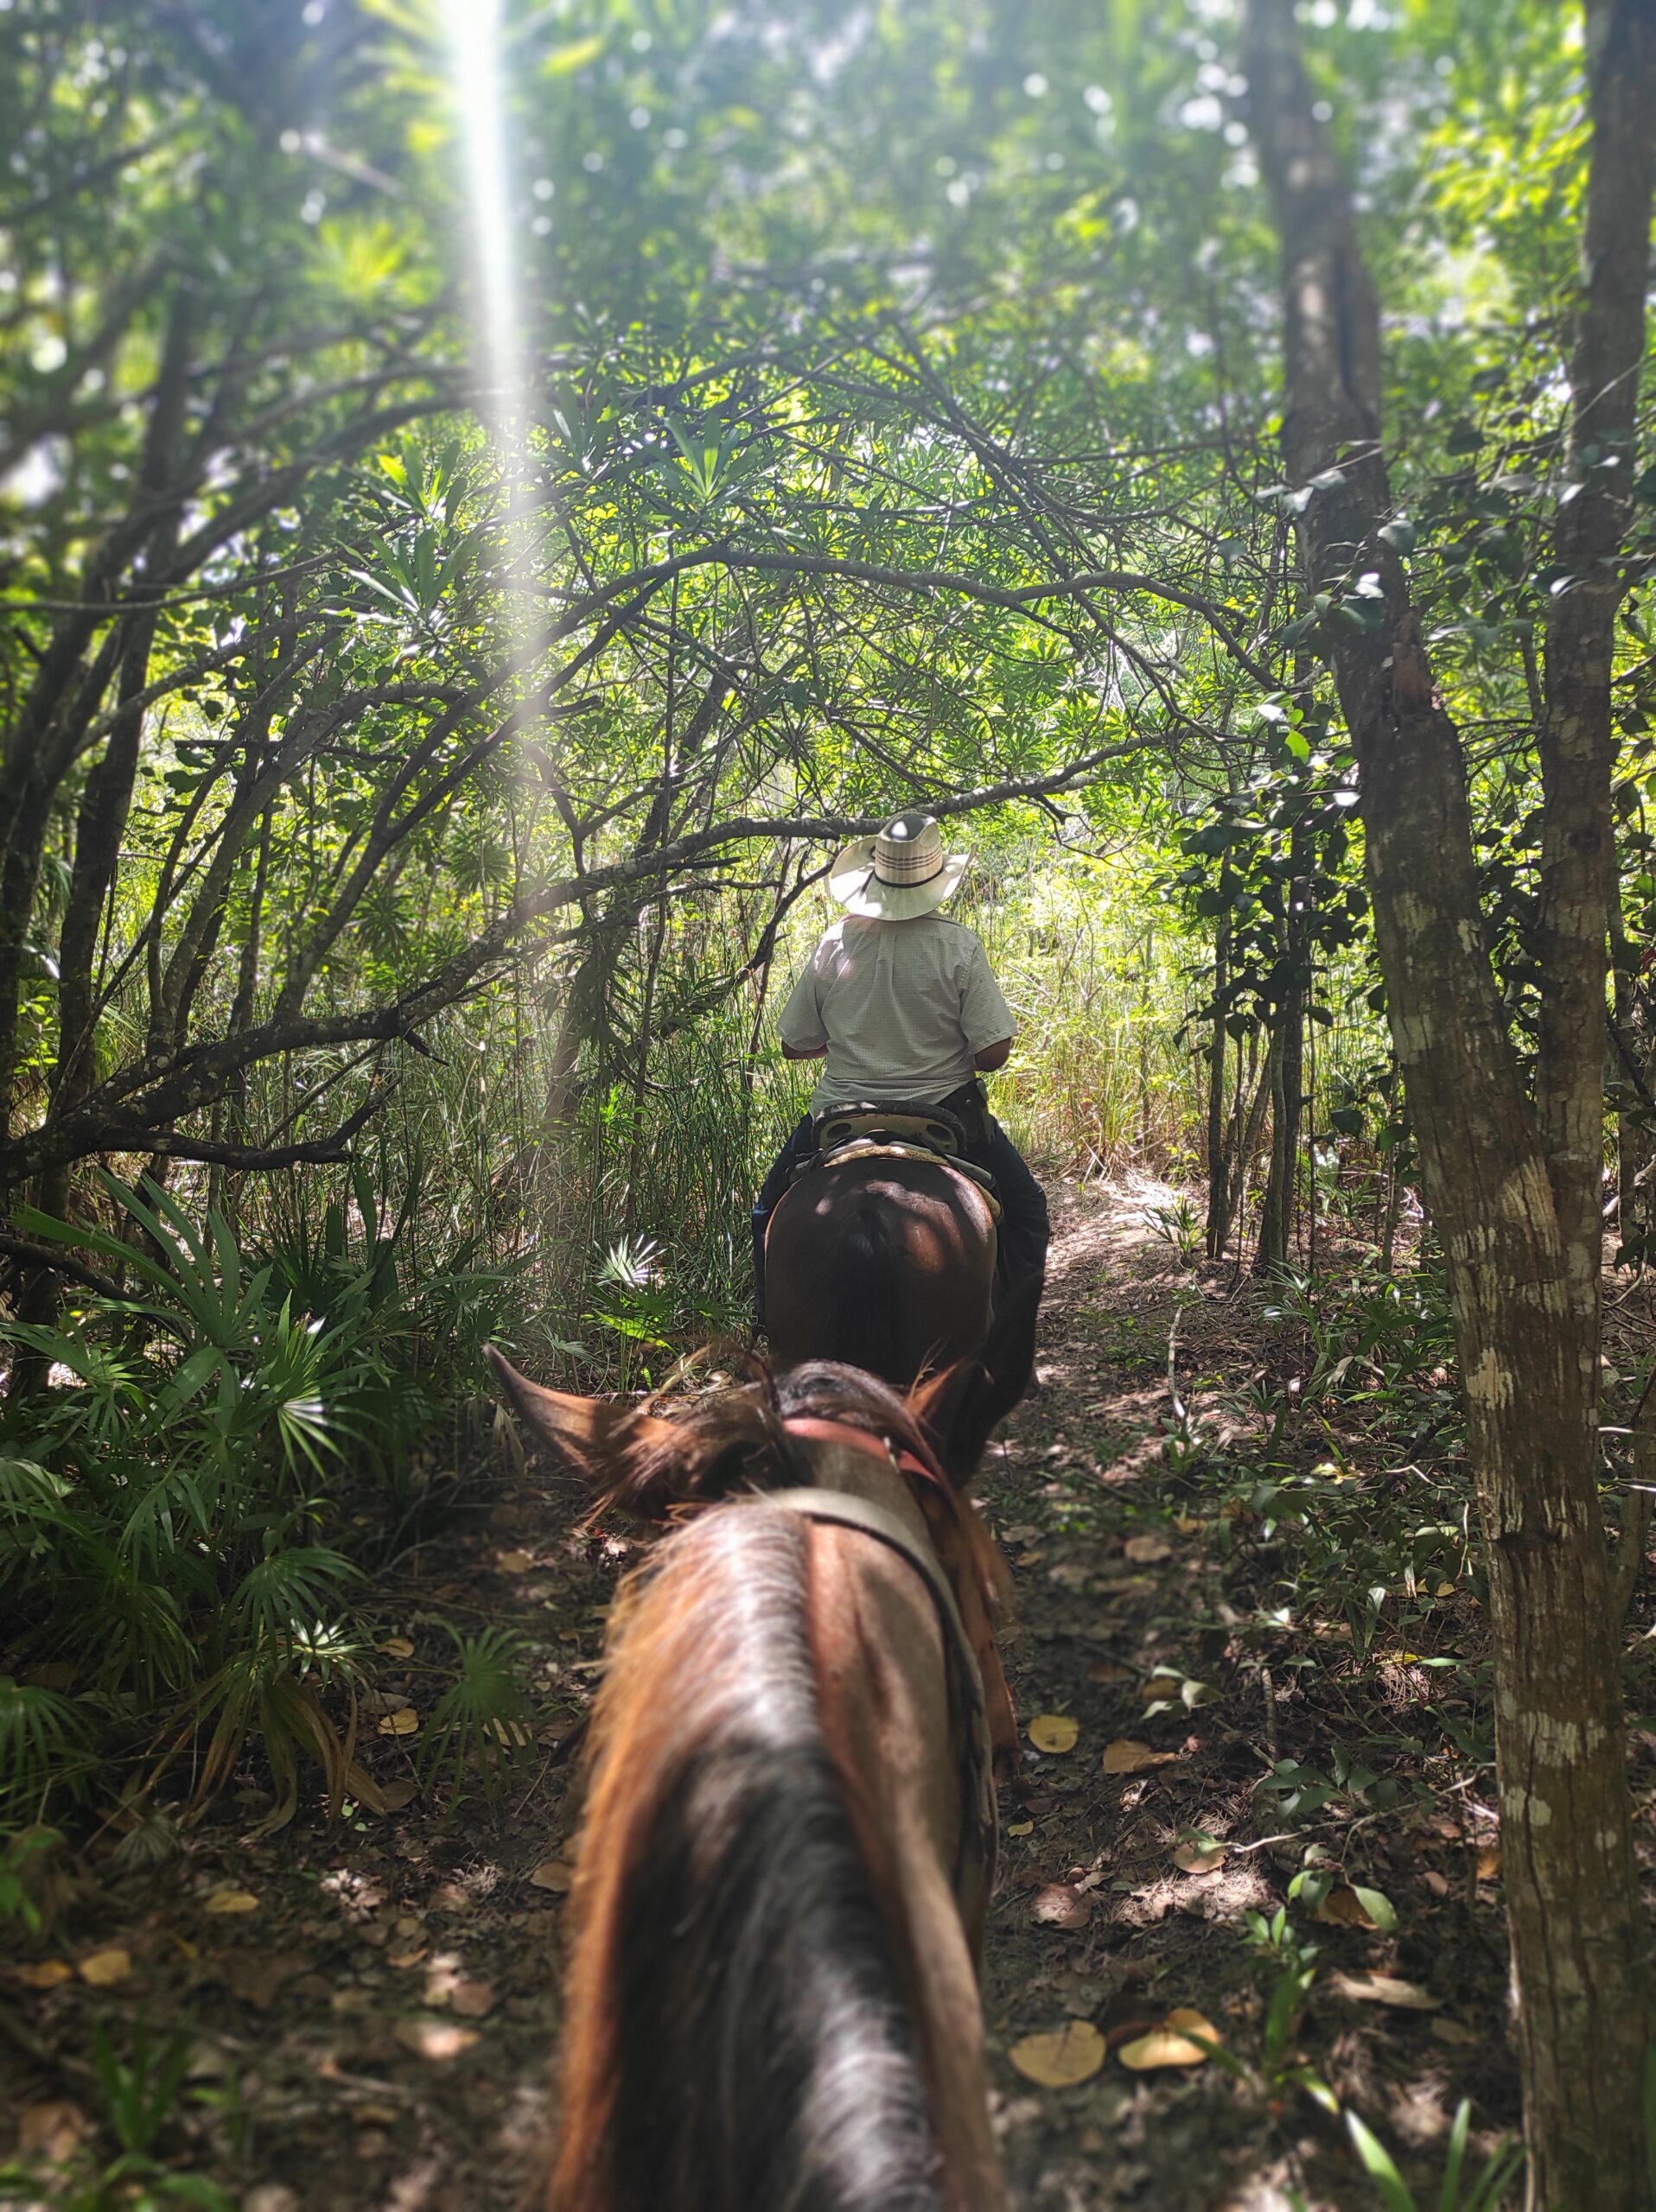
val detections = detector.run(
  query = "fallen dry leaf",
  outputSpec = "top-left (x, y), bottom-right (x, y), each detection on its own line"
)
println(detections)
top-left (1006, 1818), bottom-right (1035, 1838)
top-left (378, 1637), bottom-right (415, 1659)
top-left (1086, 1656), bottom-right (1132, 1684)
top-left (394, 2017), bottom-right (479, 2061)
top-left (1028, 1713), bottom-right (1080, 1756)
top-left (1101, 1738), bottom-right (1176, 1775)
top-left (1008, 2020), bottom-right (1106, 2088)
top-left (16, 1959), bottom-right (73, 1989)
top-left (1014, 1548), bottom-right (1045, 1567)
top-left (1173, 1841), bottom-right (1226, 1874)
top-left (377, 1707), bottom-right (420, 1738)
top-left (1330, 1972), bottom-right (1441, 2010)
top-left (1118, 2007), bottom-right (1218, 2070)
top-left (1315, 1884), bottom-right (1393, 1932)
top-left (1123, 1534), bottom-right (1173, 1564)
top-left (77, 1947), bottom-right (131, 1987)
top-left (1143, 1672), bottom-right (1182, 1704)
top-left (377, 1778), bottom-right (419, 1812)
top-left (1474, 1844), bottom-right (1501, 1881)
top-left (497, 1549), bottom-right (535, 1574)
top-left (1030, 1884), bottom-right (1093, 1931)
top-left (18, 2101), bottom-right (88, 2164)
top-left (449, 1979), bottom-right (497, 2018)
top-left (221, 1952), bottom-right (299, 2012)
top-left (1431, 2016), bottom-right (1481, 2049)
top-left (529, 1859), bottom-right (575, 1893)
top-left (204, 1888), bottom-right (260, 1916)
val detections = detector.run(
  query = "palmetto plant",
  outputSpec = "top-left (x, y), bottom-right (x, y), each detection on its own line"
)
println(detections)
top-left (0, 1171), bottom-right (517, 1826)
top-left (419, 1624), bottom-right (534, 1810)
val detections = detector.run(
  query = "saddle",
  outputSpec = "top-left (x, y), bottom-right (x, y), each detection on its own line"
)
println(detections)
top-left (792, 1098), bottom-right (1002, 1211)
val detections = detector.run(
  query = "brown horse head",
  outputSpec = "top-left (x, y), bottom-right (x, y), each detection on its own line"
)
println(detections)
top-left (763, 1151), bottom-right (1014, 1390)
top-left (486, 1340), bottom-right (1033, 2212)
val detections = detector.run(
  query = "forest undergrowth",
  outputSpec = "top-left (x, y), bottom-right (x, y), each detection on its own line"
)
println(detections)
top-left (7, 1176), bottom-right (1652, 2212)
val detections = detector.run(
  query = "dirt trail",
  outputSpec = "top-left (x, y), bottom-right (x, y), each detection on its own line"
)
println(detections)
top-left (3, 1180), bottom-right (1518, 2212)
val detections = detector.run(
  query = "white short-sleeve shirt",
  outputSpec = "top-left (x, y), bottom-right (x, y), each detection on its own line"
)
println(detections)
top-left (777, 914), bottom-right (1015, 1117)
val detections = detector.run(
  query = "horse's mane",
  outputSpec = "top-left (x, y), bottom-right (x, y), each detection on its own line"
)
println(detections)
top-left (583, 1357), bottom-right (1013, 1706)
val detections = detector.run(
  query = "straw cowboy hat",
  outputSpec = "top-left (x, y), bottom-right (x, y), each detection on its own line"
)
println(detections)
top-left (828, 810), bottom-right (970, 921)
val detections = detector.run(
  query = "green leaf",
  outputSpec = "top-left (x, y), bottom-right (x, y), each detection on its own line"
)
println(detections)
top-left (1351, 1885), bottom-right (1398, 1936)
top-left (1347, 2112), bottom-right (1419, 2212)
top-left (543, 33), bottom-right (604, 75)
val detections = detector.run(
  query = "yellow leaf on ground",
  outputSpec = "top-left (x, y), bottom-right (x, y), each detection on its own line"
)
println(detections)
top-left (1474, 1845), bottom-right (1501, 1881)
top-left (1330, 1972), bottom-right (1441, 2010)
top-left (16, 1960), bottom-right (73, 1989)
top-left (1173, 1841), bottom-right (1226, 1874)
top-left (1124, 1534), bottom-right (1174, 1563)
top-left (77, 1948), bottom-right (131, 1986)
top-left (1086, 1656), bottom-right (1131, 1684)
top-left (1118, 2008), bottom-right (1218, 2069)
top-left (378, 1637), bottom-right (415, 1659)
top-left (497, 1549), bottom-right (535, 1574)
top-left (1101, 1738), bottom-right (1175, 1774)
top-left (529, 1859), bottom-right (575, 1893)
top-left (204, 1889), bottom-right (260, 1916)
top-left (1028, 1713), bottom-right (1080, 1755)
top-left (378, 1707), bottom-right (420, 1738)
top-left (1006, 1818), bottom-right (1035, 1837)
top-left (1143, 1673), bottom-right (1182, 1704)
top-left (393, 2017), bottom-right (479, 2061)
top-left (1008, 2019), bottom-right (1106, 2087)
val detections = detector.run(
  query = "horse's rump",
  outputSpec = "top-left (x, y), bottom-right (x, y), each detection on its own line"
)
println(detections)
top-left (764, 1154), bottom-right (997, 1385)
top-left (551, 1498), bottom-right (949, 2212)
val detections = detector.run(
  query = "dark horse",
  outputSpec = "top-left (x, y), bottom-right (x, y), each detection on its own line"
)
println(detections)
top-left (764, 1143), bottom-right (1024, 1392)
top-left (487, 1287), bottom-right (1035, 2212)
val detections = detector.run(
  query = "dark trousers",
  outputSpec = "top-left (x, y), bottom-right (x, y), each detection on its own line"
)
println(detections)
top-left (751, 1107), bottom-right (1050, 1329)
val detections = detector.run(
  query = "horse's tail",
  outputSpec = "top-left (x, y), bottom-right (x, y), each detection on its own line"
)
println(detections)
top-left (550, 1499), bottom-right (948, 2212)
top-left (829, 1190), bottom-right (904, 1381)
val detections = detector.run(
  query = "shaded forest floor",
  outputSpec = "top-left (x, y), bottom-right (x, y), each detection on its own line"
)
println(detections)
top-left (9, 1178), bottom-right (1655, 2209)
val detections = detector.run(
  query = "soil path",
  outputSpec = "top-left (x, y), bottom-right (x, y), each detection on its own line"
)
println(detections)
top-left (3, 1180), bottom-right (1519, 2211)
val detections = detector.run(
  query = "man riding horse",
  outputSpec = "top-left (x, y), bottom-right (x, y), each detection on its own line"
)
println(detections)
top-left (752, 811), bottom-right (1050, 1365)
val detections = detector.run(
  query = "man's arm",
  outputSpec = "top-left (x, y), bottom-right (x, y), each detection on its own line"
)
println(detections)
top-left (973, 1036), bottom-right (1012, 1072)
top-left (782, 1041), bottom-right (828, 1061)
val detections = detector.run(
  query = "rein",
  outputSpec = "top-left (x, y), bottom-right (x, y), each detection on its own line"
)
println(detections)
top-left (772, 1415), bottom-right (1000, 1904)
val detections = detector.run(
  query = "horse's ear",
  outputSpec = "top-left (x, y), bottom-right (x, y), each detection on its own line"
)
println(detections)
top-left (911, 1271), bottom-right (1041, 1483)
top-left (486, 1346), bottom-right (677, 1480)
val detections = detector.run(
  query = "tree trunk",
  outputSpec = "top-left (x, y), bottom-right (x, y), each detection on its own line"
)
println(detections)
top-left (1204, 921), bottom-right (1232, 1258)
top-left (1245, 2), bottom-right (1656, 2200)
top-left (1257, 828), bottom-right (1309, 1274)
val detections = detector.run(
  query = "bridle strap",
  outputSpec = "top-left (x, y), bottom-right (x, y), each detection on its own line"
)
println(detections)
top-left (767, 1433), bottom-right (1000, 1904)
top-left (781, 1414), bottom-right (935, 1487)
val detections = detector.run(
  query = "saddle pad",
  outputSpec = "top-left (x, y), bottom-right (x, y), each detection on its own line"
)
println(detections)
top-left (788, 1136), bottom-right (1003, 1218)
